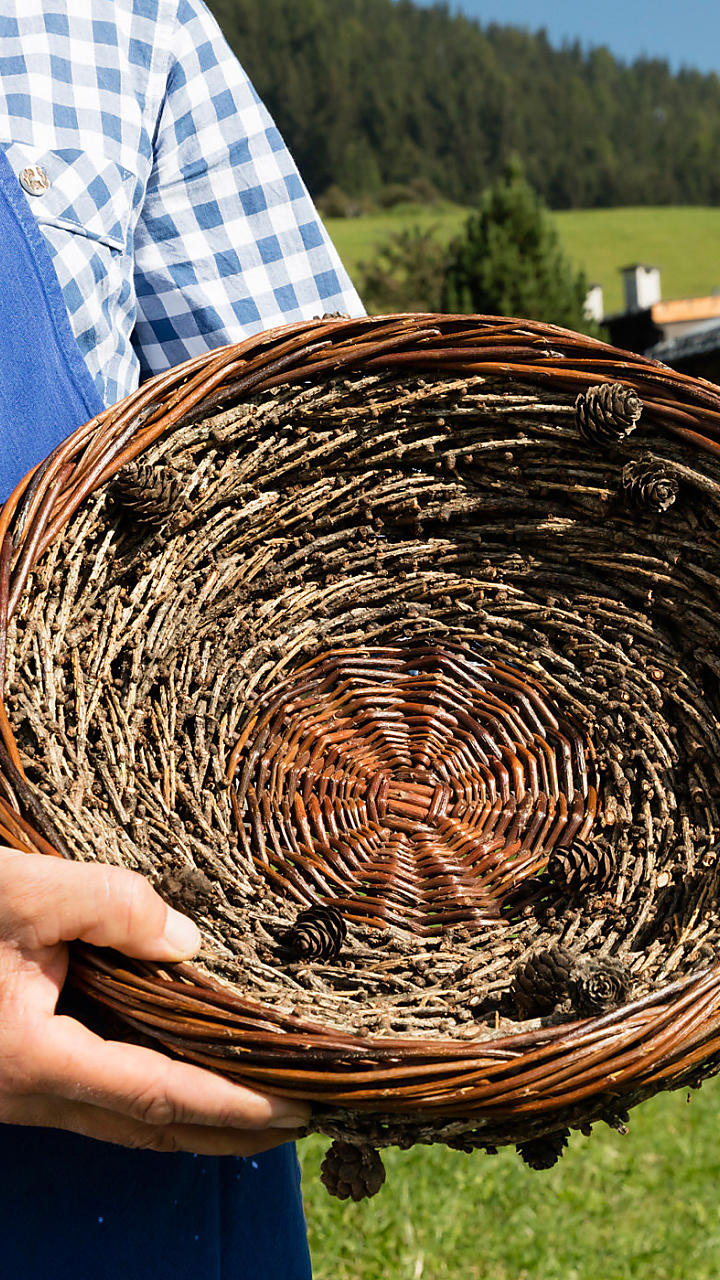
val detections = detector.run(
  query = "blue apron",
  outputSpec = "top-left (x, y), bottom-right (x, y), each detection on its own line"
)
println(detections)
top-left (0, 148), bottom-right (311, 1280)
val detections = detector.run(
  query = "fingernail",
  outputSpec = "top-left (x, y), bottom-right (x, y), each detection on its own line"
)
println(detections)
top-left (163, 907), bottom-right (201, 957)
top-left (268, 1111), bottom-right (311, 1130)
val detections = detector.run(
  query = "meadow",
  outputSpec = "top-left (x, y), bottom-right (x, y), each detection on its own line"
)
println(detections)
top-left (300, 1081), bottom-right (720, 1279)
top-left (326, 205), bottom-right (720, 315)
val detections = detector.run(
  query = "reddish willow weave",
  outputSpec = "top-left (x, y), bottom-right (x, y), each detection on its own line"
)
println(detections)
top-left (3, 313), bottom-right (720, 1189)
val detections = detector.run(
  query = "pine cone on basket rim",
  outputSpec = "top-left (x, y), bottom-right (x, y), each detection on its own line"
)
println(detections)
top-left (622, 454), bottom-right (679, 513)
top-left (546, 841), bottom-right (614, 893)
top-left (569, 956), bottom-right (630, 1016)
top-left (282, 904), bottom-right (347, 962)
top-left (575, 382), bottom-right (643, 445)
top-left (112, 460), bottom-right (186, 525)
top-left (511, 945), bottom-right (574, 1017)
top-left (517, 1128), bottom-right (571, 1170)
top-left (320, 1141), bottom-right (386, 1202)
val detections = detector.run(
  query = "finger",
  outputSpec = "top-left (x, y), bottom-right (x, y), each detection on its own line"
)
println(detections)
top-left (32, 1016), bottom-right (311, 1130)
top-left (10, 1093), bottom-right (301, 1157)
top-left (0, 851), bottom-right (200, 960)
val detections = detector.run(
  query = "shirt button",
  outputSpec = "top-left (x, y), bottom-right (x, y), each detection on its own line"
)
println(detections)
top-left (19, 165), bottom-right (51, 197)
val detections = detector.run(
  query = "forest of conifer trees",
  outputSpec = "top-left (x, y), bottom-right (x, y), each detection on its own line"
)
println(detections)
top-left (207, 0), bottom-right (720, 210)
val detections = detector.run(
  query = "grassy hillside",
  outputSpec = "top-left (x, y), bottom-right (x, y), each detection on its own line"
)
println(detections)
top-left (327, 205), bottom-right (720, 316)
top-left (301, 1081), bottom-right (720, 1279)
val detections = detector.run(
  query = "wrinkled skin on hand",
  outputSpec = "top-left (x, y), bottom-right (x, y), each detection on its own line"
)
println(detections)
top-left (0, 848), bottom-right (309, 1154)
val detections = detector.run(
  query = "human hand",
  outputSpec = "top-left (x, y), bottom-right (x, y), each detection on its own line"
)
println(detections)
top-left (0, 847), bottom-right (309, 1155)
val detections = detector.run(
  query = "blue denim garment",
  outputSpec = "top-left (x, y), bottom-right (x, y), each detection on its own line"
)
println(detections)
top-left (0, 144), bottom-right (311, 1280)
top-left (0, 1127), bottom-right (310, 1280)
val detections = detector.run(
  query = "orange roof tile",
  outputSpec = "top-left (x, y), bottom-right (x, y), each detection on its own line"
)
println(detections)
top-left (651, 296), bottom-right (720, 323)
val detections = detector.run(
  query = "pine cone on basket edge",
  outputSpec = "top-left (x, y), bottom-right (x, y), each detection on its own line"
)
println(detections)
top-left (622, 455), bottom-right (679, 513)
top-left (112, 460), bottom-right (185, 525)
top-left (511, 945), bottom-right (574, 1017)
top-left (282, 904), bottom-right (347, 962)
top-left (575, 382), bottom-right (643, 445)
top-left (569, 956), bottom-right (630, 1016)
top-left (320, 1141), bottom-right (386, 1202)
top-left (546, 841), bottom-right (614, 893)
top-left (517, 1128), bottom-right (570, 1170)
top-left (600, 1105), bottom-right (631, 1135)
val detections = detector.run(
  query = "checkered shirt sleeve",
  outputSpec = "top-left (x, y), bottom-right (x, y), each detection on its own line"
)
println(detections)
top-left (132, 0), bottom-right (364, 381)
top-left (0, 0), bottom-right (364, 407)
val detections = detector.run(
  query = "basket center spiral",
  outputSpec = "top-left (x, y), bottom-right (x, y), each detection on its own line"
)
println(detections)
top-left (228, 642), bottom-right (598, 935)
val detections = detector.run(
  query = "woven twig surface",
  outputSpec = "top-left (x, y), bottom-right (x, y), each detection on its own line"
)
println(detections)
top-left (3, 314), bottom-right (720, 1169)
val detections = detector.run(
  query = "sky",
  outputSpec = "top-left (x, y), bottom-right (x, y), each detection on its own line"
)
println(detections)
top-left (407, 0), bottom-right (720, 76)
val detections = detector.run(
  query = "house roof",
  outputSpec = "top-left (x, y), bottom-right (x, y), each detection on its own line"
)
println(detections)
top-left (648, 321), bottom-right (720, 364)
top-left (651, 296), bottom-right (720, 324)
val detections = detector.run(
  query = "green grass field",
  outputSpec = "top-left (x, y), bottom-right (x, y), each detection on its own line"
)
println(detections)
top-left (326, 205), bottom-right (720, 316)
top-left (300, 1081), bottom-right (720, 1279)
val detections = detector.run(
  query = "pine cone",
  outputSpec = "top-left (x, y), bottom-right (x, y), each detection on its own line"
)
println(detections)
top-left (569, 956), bottom-right (630, 1016)
top-left (113, 461), bottom-right (185, 525)
top-left (546, 841), bottom-right (614, 892)
top-left (575, 383), bottom-right (643, 445)
top-left (600, 1105), bottom-right (630, 1134)
top-left (320, 1141), bottom-right (386, 1201)
top-left (622, 455), bottom-right (678, 513)
top-left (445, 1135), bottom-right (475, 1153)
top-left (283, 904), bottom-right (347, 962)
top-left (511, 945), bottom-right (574, 1016)
top-left (517, 1128), bottom-right (570, 1170)
top-left (445, 1133), bottom-right (490, 1153)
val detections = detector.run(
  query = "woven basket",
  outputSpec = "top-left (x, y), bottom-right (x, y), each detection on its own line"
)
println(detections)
top-left (3, 313), bottom-right (720, 1196)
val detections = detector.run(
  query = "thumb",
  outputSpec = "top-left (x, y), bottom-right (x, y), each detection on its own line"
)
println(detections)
top-left (0, 850), bottom-right (201, 961)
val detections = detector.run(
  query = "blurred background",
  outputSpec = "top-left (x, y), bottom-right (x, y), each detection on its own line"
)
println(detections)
top-left (210, 0), bottom-right (720, 381)
top-left (209, 2), bottom-right (720, 1273)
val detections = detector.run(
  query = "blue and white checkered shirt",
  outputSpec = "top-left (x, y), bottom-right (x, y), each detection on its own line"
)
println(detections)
top-left (0, 0), bottom-right (364, 407)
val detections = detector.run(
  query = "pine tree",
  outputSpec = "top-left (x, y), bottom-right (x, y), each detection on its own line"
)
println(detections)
top-left (358, 226), bottom-right (448, 314)
top-left (441, 157), bottom-right (596, 332)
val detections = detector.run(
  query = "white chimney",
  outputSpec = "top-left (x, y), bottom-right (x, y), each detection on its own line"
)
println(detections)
top-left (622, 265), bottom-right (661, 313)
top-left (584, 284), bottom-right (604, 324)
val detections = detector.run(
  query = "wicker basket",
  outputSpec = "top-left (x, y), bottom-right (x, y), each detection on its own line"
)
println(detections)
top-left (3, 313), bottom-right (720, 1196)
